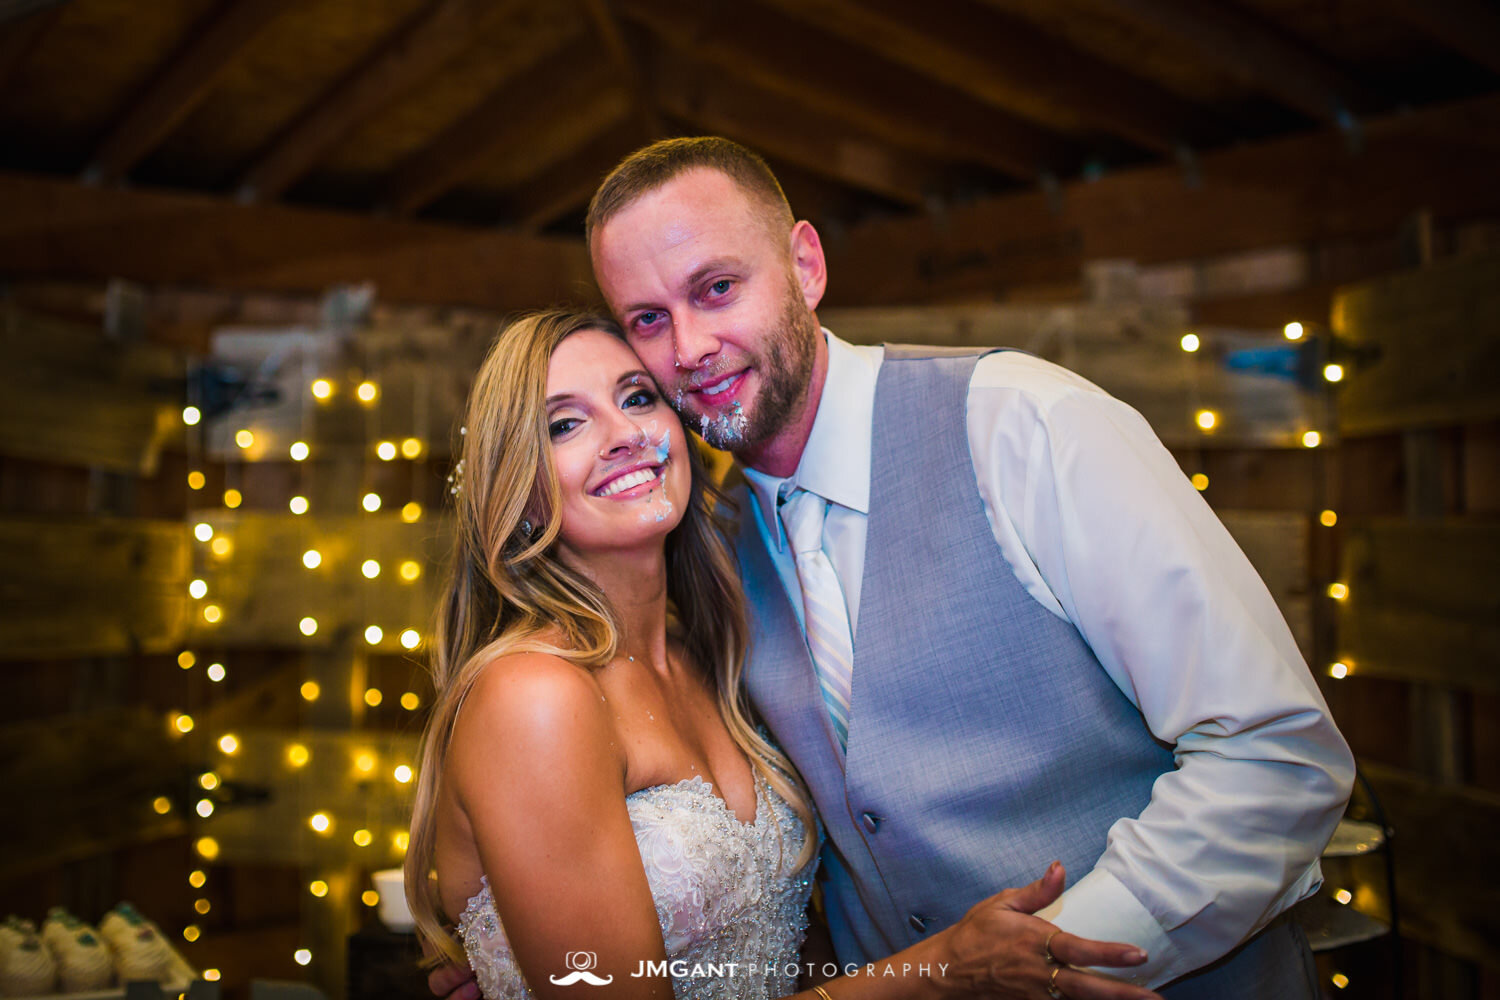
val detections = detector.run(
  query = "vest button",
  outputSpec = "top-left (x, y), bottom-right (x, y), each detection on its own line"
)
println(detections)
top-left (908, 914), bottom-right (929, 933)
top-left (861, 812), bottom-right (880, 833)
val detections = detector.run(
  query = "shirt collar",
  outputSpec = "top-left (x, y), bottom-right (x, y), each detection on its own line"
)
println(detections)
top-left (743, 328), bottom-right (883, 551)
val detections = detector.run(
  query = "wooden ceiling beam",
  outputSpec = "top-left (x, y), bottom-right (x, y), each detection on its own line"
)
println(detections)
top-left (620, 0), bottom-right (1071, 180)
top-left (753, 0), bottom-right (1203, 154)
top-left (820, 95), bottom-right (1500, 306)
top-left (0, 171), bottom-right (592, 310)
top-left (652, 59), bottom-right (949, 208)
top-left (580, 0), bottom-right (662, 140)
top-left (1378, 0), bottom-right (1500, 76)
top-left (235, 0), bottom-right (498, 203)
top-left (82, 0), bottom-right (297, 185)
top-left (1088, 0), bottom-right (1374, 123)
top-left (0, 2), bottom-right (63, 94)
top-left (498, 118), bottom-right (641, 233)
top-left (380, 35), bottom-right (625, 217)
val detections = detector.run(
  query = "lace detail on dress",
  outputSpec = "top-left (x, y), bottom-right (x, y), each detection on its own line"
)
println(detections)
top-left (457, 769), bottom-right (816, 1000)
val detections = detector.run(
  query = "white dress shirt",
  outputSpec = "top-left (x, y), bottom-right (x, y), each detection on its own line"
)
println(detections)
top-left (742, 329), bottom-right (1354, 987)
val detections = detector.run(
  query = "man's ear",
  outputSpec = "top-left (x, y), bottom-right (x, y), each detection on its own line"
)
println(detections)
top-left (788, 220), bottom-right (827, 312)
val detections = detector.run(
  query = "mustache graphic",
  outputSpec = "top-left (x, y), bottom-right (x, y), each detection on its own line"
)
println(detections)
top-left (549, 971), bottom-right (615, 986)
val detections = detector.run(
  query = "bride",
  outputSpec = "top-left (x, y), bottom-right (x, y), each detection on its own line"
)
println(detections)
top-left (405, 310), bottom-right (1159, 1000)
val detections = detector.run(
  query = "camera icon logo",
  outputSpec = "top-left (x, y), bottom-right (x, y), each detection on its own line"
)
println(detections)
top-left (550, 951), bottom-right (613, 986)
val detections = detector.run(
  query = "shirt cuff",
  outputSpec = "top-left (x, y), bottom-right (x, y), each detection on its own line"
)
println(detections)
top-left (1035, 867), bottom-right (1179, 989)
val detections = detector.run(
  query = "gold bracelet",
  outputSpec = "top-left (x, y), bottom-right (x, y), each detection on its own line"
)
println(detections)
top-left (813, 985), bottom-right (836, 1000)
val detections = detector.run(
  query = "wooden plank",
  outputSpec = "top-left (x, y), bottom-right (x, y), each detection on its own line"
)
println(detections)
top-left (0, 516), bottom-right (192, 658)
top-left (652, 59), bottom-right (949, 208)
top-left (1337, 518), bottom-right (1500, 692)
top-left (755, 0), bottom-right (1204, 154)
top-left (820, 303), bottom-right (1325, 447)
top-left (0, 171), bottom-right (594, 310)
top-left (580, 0), bottom-right (661, 140)
top-left (1378, 0), bottom-right (1500, 76)
top-left (81, 0), bottom-right (297, 185)
top-left (235, 0), bottom-right (500, 202)
top-left (1361, 762), bottom-right (1500, 968)
top-left (380, 38), bottom-right (624, 216)
top-left (503, 117), bottom-right (641, 232)
top-left (1096, 0), bottom-right (1372, 123)
top-left (1334, 250), bottom-right (1500, 435)
top-left (821, 95), bottom-right (1500, 307)
top-left (0, 306), bottom-right (182, 472)
top-left (621, 0), bottom-right (1070, 180)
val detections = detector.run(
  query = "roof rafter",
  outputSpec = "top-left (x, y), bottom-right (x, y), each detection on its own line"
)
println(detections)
top-left (0, 2), bottom-right (64, 95)
top-left (1378, 0), bottom-right (1500, 76)
top-left (754, 0), bottom-right (1204, 154)
top-left (82, 0), bottom-right (298, 185)
top-left (620, 0), bottom-right (1072, 180)
top-left (1087, 0), bottom-right (1374, 122)
top-left (580, 0), bottom-right (661, 140)
top-left (235, 0), bottom-right (501, 203)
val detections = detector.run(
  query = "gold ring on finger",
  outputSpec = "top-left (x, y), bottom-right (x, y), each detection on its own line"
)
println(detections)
top-left (1043, 929), bottom-right (1061, 964)
top-left (1046, 964), bottom-right (1065, 999)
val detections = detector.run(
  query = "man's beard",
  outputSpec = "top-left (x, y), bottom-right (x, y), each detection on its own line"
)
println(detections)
top-left (675, 280), bottom-right (819, 454)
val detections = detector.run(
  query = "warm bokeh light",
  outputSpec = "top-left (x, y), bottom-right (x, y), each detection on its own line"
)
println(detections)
top-left (1329, 661), bottom-right (1350, 680)
top-left (289, 495), bottom-right (309, 515)
top-left (1320, 509), bottom-right (1338, 527)
top-left (302, 549), bottom-right (322, 569)
top-left (194, 522), bottom-right (214, 542)
top-left (182, 925), bottom-right (200, 943)
top-left (357, 381), bottom-right (378, 403)
top-left (223, 488), bottom-right (242, 509)
top-left (393, 764), bottom-right (413, 784)
top-left (287, 743), bottom-right (310, 767)
top-left (1323, 363), bottom-right (1345, 383)
top-left (188, 470), bottom-right (206, 490)
top-left (1328, 583), bottom-right (1349, 600)
top-left (173, 713), bottom-right (195, 734)
top-left (289, 441), bottom-right (310, 461)
top-left (361, 559), bottom-right (380, 579)
top-left (309, 813), bottom-right (332, 834)
top-left (364, 625), bottom-right (383, 646)
top-left (1179, 333), bottom-right (1200, 353)
top-left (182, 406), bottom-right (201, 426)
top-left (364, 687), bottom-right (383, 707)
top-left (1190, 473), bottom-right (1209, 491)
top-left (1283, 321), bottom-right (1304, 341)
top-left (299, 617), bottom-right (318, 636)
top-left (189, 579), bottom-right (208, 599)
top-left (152, 796), bottom-right (172, 815)
top-left (1334, 888), bottom-right (1353, 905)
top-left (401, 438), bottom-right (423, 459)
top-left (234, 429), bottom-right (254, 449)
top-left (1331, 973), bottom-right (1349, 989)
top-left (377, 441), bottom-right (397, 461)
top-left (195, 837), bottom-right (219, 860)
top-left (189, 870), bottom-right (207, 889)
top-left (194, 898), bottom-right (211, 915)
top-left (299, 681), bottom-right (320, 702)
top-left (294, 949), bottom-right (312, 967)
top-left (401, 501), bottom-right (423, 523)
top-left (309, 880), bottom-right (329, 898)
top-left (199, 772), bottom-right (219, 790)
top-left (362, 890), bottom-right (379, 907)
top-left (311, 379), bottom-right (333, 400)
top-left (401, 691), bottom-right (420, 710)
top-left (203, 970), bottom-right (221, 982)
top-left (393, 831), bottom-right (409, 852)
top-left (195, 799), bottom-right (214, 818)
top-left (218, 733), bottom-right (239, 755)
top-left (202, 604), bottom-right (222, 623)
top-left (399, 560), bottom-right (421, 582)
top-left (362, 492), bottom-right (382, 512)
top-left (354, 752), bottom-right (376, 774)
top-left (1195, 410), bottom-right (1217, 431)
top-left (210, 535), bottom-right (233, 557)
top-left (353, 829), bottom-right (374, 848)
top-left (1302, 430), bottom-right (1321, 448)
top-left (207, 662), bottom-right (226, 683)
top-left (178, 650), bottom-right (197, 669)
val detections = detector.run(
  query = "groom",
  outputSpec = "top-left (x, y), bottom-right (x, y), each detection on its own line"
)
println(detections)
top-left (581, 137), bottom-right (1352, 998)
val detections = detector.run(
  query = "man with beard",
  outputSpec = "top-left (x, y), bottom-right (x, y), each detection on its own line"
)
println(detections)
top-left (433, 137), bottom-right (1354, 1000)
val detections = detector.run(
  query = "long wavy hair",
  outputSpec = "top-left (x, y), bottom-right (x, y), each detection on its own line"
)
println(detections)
top-left (405, 309), bottom-right (818, 966)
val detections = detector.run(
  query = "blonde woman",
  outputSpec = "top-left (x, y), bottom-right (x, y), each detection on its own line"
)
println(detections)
top-left (408, 310), bottom-right (1159, 1000)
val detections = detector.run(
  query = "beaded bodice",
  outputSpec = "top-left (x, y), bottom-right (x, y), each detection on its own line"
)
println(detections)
top-left (457, 768), bottom-right (816, 999)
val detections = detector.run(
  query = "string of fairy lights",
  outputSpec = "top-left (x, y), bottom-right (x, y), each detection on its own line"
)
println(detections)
top-left (164, 359), bottom-right (437, 982)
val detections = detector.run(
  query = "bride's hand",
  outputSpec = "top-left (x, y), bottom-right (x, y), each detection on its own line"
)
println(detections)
top-left (428, 959), bottom-right (479, 1000)
top-left (933, 862), bottom-right (1162, 1000)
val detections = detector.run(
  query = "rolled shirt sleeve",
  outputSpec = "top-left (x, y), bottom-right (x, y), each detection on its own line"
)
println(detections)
top-left (965, 352), bottom-right (1356, 987)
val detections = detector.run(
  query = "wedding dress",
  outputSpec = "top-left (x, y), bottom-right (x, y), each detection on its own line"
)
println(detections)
top-left (458, 767), bottom-right (817, 999)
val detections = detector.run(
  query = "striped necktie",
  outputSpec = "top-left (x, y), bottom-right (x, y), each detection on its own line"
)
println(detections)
top-left (780, 489), bottom-right (854, 753)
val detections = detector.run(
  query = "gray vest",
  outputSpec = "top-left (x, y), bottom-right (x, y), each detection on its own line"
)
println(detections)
top-left (736, 347), bottom-right (1314, 998)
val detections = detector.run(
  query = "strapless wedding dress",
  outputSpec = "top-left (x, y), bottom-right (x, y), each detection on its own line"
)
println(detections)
top-left (458, 768), bottom-right (817, 999)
